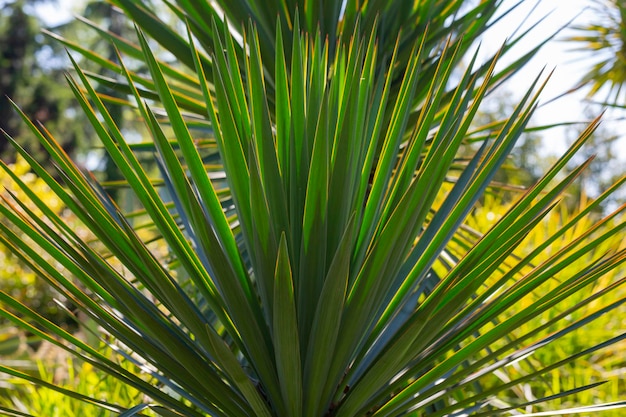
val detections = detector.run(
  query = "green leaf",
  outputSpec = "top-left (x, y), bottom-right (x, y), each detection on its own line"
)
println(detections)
top-left (304, 216), bottom-right (356, 417)
top-left (272, 235), bottom-right (303, 417)
top-left (204, 324), bottom-right (273, 417)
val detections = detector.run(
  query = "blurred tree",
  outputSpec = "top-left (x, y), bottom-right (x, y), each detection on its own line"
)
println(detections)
top-left (0, 0), bottom-right (151, 201)
top-left (0, 1), bottom-right (33, 143)
top-left (0, 0), bottom-right (84, 163)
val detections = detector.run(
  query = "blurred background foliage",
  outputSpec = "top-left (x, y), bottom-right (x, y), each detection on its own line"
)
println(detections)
top-left (0, 156), bottom-right (81, 330)
top-left (0, 346), bottom-right (156, 416)
top-left (0, 0), bottom-right (151, 199)
top-left (0, 0), bottom-right (625, 414)
top-left (0, 0), bottom-right (83, 164)
top-left (465, 192), bottom-right (625, 414)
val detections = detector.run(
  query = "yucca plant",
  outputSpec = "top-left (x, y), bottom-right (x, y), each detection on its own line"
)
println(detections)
top-left (0, 0), bottom-right (625, 416)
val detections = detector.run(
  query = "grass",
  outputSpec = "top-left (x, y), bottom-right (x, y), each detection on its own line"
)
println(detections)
top-left (0, 344), bottom-right (155, 417)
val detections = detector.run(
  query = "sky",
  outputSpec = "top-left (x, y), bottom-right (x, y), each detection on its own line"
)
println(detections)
top-left (477, 0), bottom-right (626, 157)
top-left (32, 0), bottom-right (626, 160)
